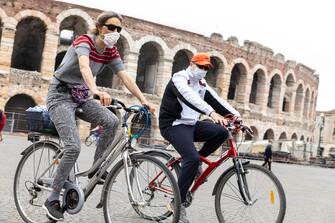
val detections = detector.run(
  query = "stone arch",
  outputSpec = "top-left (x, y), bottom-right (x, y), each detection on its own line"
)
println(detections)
top-left (249, 67), bottom-right (267, 105)
top-left (284, 70), bottom-right (296, 86)
top-left (279, 132), bottom-right (287, 140)
top-left (303, 87), bottom-right (311, 117)
top-left (14, 10), bottom-right (52, 31)
top-left (245, 126), bottom-right (259, 141)
top-left (135, 35), bottom-right (170, 58)
top-left (309, 91), bottom-right (315, 118)
top-left (11, 16), bottom-right (47, 72)
top-left (263, 129), bottom-right (275, 140)
top-left (300, 135), bottom-right (305, 141)
top-left (55, 8), bottom-right (95, 35)
top-left (267, 71), bottom-right (282, 110)
top-left (136, 40), bottom-right (165, 94)
top-left (227, 58), bottom-right (249, 103)
top-left (172, 43), bottom-right (197, 56)
top-left (54, 51), bottom-right (66, 71)
top-left (206, 56), bottom-right (225, 91)
top-left (0, 8), bottom-right (8, 20)
top-left (171, 49), bottom-right (193, 74)
top-left (58, 15), bottom-right (89, 45)
top-left (294, 83), bottom-right (304, 114)
top-left (291, 133), bottom-right (298, 140)
top-left (4, 94), bottom-right (37, 132)
top-left (282, 71), bottom-right (296, 112)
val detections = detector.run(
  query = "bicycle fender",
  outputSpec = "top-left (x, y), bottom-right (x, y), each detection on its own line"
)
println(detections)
top-left (20, 140), bottom-right (61, 156)
top-left (212, 161), bottom-right (250, 196)
top-left (143, 149), bottom-right (174, 160)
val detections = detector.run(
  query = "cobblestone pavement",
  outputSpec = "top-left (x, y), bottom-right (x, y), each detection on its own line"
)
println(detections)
top-left (1, 134), bottom-right (335, 223)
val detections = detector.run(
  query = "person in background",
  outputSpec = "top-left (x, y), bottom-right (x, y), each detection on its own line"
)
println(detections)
top-left (262, 139), bottom-right (273, 171)
top-left (0, 109), bottom-right (7, 142)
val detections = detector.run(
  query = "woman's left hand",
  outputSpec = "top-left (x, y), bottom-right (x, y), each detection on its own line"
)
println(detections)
top-left (142, 101), bottom-right (156, 113)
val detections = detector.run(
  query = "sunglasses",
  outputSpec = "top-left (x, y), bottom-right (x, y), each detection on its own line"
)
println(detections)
top-left (196, 64), bottom-right (210, 71)
top-left (104, 24), bottom-right (122, 33)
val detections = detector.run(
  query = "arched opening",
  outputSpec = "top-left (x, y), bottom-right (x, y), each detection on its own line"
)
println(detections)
top-left (279, 132), bottom-right (287, 140)
top-left (172, 50), bottom-right (192, 74)
top-left (4, 94), bottom-right (37, 132)
top-left (11, 16), bottom-right (47, 72)
top-left (59, 15), bottom-right (88, 45)
top-left (303, 88), bottom-right (310, 117)
top-left (0, 19), bottom-right (3, 45)
top-left (294, 84), bottom-right (304, 114)
top-left (282, 96), bottom-right (290, 112)
top-left (54, 51), bottom-right (66, 71)
top-left (267, 74), bottom-right (282, 109)
top-left (300, 135), bottom-right (305, 141)
top-left (96, 37), bottom-right (126, 89)
top-left (205, 56), bottom-right (223, 91)
top-left (291, 133), bottom-right (298, 140)
top-left (245, 126), bottom-right (259, 141)
top-left (227, 63), bottom-right (247, 102)
top-left (136, 42), bottom-right (161, 94)
top-left (282, 73), bottom-right (295, 112)
top-left (263, 129), bottom-right (275, 140)
top-left (285, 74), bottom-right (295, 87)
top-left (249, 69), bottom-right (266, 105)
top-left (309, 92), bottom-right (315, 118)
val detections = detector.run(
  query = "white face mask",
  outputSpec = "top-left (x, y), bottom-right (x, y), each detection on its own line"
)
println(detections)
top-left (102, 32), bottom-right (120, 47)
top-left (192, 65), bottom-right (207, 80)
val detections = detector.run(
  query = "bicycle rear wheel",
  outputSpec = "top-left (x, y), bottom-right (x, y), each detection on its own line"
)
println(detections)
top-left (215, 163), bottom-right (286, 223)
top-left (13, 142), bottom-right (60, 223)
top-left (103, 153), bottom-right (181, 223)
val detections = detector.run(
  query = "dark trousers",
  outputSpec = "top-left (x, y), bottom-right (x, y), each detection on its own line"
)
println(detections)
top-left (262, 158), bottom-right (272, 171)
top-left (160, 121), bottom-right (228, 203)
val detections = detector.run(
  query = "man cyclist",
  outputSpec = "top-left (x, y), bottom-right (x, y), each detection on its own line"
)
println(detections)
top-left (159, 53), bottom-right (240, 223)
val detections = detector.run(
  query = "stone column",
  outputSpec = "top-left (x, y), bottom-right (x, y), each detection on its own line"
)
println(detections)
top-left (155, 57), bottom-right (173, 97)
top-left (40, 28), bottom-right (59, 78)
top-left (261, 83), bottom-right (270, 115)
top-left (120, 50), bottom-right (139, 92)
top-left (0, 21), bottom-right (15, 72)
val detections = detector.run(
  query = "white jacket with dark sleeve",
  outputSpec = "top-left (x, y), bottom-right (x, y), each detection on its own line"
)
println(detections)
top-left (159, 67), bottom-right (240, 130)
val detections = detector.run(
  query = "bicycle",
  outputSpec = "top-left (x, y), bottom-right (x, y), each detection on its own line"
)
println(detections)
top-left (13, 99), bottom-right (181, 223)
top-left (152, 117), bottom-right (286, 223)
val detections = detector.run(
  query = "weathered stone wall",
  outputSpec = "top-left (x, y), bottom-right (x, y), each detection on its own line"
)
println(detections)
top-left (0, 0), bottom-right (319, 145)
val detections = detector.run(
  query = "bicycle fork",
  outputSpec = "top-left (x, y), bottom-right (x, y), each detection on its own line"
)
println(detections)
top-left (233, 158), bottom-right (255, 205)
top-left (122, 149), bottom-right (147, 207)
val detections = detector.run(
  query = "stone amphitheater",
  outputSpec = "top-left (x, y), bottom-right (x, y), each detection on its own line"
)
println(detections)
top-left (0, 0), bottom-right (319, 156)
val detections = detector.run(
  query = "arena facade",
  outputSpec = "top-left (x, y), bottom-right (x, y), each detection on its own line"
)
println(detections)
top-left (0, 0), bottom-right (319, 157)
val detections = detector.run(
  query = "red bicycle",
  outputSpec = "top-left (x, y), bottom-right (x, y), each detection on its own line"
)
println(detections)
top-left (153, 117), bottom-right (286, 223)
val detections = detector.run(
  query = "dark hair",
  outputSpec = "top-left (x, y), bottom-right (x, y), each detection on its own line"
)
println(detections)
top-left (91, 11), bottom-right (123, 35)
top-left (0, 109), bottom-right (2, 117)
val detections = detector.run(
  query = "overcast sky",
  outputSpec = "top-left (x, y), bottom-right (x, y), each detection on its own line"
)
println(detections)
top-left (59, 0), bottom-right (335, 111)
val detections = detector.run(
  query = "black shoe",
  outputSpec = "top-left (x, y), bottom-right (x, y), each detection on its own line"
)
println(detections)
top-left (43, 199), bottom-right (64, 221)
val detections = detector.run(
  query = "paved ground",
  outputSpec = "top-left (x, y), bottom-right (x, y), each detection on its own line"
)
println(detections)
top-left (1, 134), bottom-right (335, 223)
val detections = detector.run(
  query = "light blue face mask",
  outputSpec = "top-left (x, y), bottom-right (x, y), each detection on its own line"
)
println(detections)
top-left (192, 65), bottom-right (207, 80)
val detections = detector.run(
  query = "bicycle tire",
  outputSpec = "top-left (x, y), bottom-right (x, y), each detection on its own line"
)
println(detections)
top-left (102, 153), bottom-right (181, 223)
top-left (214, 163), bottom-right (286, 223)
top-left (13, 142), bottom-right (60, 223)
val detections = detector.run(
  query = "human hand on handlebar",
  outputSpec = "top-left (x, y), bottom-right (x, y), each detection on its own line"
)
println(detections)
top-left (92, 90), bottom-right (112, 106)
top-left (141, 100), bottom-right (156, 113)
top-left (209, 111), bottom-right (228, 126)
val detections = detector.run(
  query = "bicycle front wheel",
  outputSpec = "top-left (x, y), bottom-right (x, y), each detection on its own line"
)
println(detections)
top-left (103, 153), bottom-right (181, 223)
top-left (13, 142), bottom-right (60, 223)
top-left (215, 163), bottom-right (286, 223)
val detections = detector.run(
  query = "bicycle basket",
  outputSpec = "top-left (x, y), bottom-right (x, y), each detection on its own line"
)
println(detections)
top-left (130, 108), bottom-right (151, 145)
top-left (26, 110), bottom-right (57, 135)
